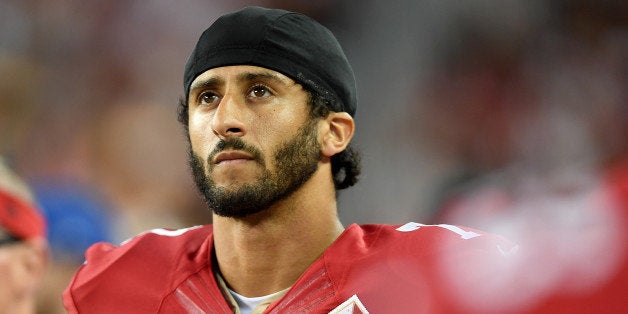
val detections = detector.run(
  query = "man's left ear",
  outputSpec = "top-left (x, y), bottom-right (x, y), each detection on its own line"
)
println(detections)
top-left (320, 112), bottom-right (354, 158)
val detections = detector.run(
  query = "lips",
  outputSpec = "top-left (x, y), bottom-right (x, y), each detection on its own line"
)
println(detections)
top-left (212, 150), bottom-right (254, 165)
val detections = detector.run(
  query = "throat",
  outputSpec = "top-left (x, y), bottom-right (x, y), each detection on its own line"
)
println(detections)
top-left (213, 216), bottom-right (344, 297)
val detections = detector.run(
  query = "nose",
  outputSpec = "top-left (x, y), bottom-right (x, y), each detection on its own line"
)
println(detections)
top-left (210, 94), bottom-right (246, 139)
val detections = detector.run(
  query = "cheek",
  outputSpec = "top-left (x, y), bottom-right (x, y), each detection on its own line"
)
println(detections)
top-left (188, 114), bottom-right (215, 156)
top-left (256, 107), bottom-right (304, 138)
top-left (257, 123), bottom-right (309, 169)
top-left (251, 117), bottom-right (286, 156)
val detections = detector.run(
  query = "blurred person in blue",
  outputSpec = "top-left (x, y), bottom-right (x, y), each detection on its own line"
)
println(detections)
top-left (0, 158), bottom-right (48, 314)
top-left (32, 179), bottom-right (116, 314)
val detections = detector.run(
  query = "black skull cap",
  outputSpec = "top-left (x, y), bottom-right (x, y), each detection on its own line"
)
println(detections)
top-left (183, 6), bottom-right (357, 116)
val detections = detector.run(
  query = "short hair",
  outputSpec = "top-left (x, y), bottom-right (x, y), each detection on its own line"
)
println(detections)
top-left (303, 87), bottom-right (360, 190)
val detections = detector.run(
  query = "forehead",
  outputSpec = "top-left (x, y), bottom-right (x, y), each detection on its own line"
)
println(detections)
top-left (189, 65), bottom-right (297, 91)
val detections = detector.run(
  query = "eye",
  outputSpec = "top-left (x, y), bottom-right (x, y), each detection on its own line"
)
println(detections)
top-left (248, 84), bottom-right (272, 99)
top-left (198, 91), bottom-right (220, 106)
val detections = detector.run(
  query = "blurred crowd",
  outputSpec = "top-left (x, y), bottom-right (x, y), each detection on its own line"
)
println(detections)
top-left (0, 0), bottom-right (626, 313)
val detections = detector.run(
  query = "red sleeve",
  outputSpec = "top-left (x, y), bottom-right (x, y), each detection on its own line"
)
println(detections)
top-left (63, 242), bottom-right (119, 313)
top-left (63, 226), bottom-right (212, 314)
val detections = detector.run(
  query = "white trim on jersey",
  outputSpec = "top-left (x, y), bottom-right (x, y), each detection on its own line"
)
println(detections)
top-left (395, 222), bottom-right (481, 239)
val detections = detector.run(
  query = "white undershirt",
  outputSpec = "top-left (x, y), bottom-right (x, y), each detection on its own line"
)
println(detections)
top-left (228, 289), bottom-right (285, 314)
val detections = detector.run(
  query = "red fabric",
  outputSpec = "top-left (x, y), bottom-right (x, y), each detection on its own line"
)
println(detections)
top-left (528, 161), bottom-right (628, 314)
top-left (0, 190), bottom-right (46, 239)
top-left (430, 160), bottom-right (628, 313)
top-left (63, 223), bottom-right (517, 313)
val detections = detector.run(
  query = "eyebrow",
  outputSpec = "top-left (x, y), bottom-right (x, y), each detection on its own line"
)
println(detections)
top-left (189, 77), bottom-right (224, 95)
top-left (236, 71), bottom-right (291, 86)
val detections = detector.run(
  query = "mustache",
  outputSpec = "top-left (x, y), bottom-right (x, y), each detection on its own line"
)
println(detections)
top-left (207, 137), bottom-right (264, 166)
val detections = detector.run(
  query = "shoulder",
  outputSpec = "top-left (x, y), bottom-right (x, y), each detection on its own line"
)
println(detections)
top-left (81, 225), bottom-right (213, 272)
top-left (63, 225), bottom-right (214, 313)
top-left (352, 222), bottom-right (516, 255)
top-left (326, 222), bottom-right (517, 273)
top-left (330, 222), bottom-right (518, 279)
top-left (324, 223), bottom-right (519, 312)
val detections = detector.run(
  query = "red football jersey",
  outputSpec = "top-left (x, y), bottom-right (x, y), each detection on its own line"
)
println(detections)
top-left (63, 223), bottom-right (517, 313)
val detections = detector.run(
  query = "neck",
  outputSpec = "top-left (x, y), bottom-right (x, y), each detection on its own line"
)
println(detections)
top-left (212, 168), bottom-right (344, 297)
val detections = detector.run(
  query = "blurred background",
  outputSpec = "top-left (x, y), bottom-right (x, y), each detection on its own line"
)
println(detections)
top-left (0, 0), bottom-right (626, 313)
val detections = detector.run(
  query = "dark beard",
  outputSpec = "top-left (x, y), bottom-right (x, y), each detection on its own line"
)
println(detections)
top-left (188, 119), bottom-right (320, 218)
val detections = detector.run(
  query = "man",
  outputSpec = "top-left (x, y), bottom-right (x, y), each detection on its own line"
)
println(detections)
top-left (63, 7), bottom-right (516, 313)
top-left (0, 158), bottom-right (48, 314)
